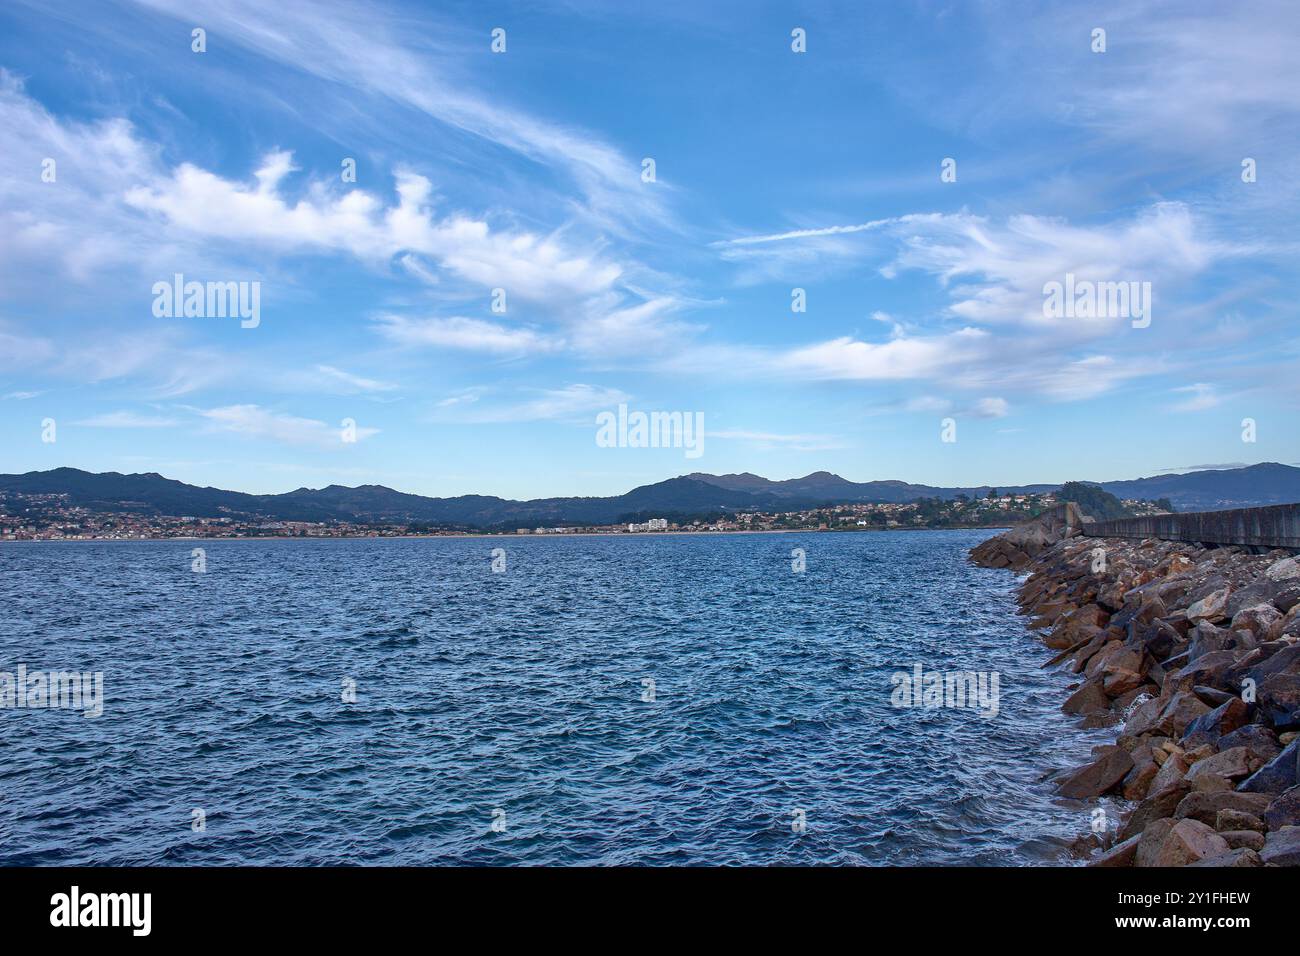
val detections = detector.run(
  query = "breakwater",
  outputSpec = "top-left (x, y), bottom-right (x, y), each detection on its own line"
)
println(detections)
top-left (1085, 503), bottom-right (1300, 552)
top-left (972, 505), bottom-right (1300, 867)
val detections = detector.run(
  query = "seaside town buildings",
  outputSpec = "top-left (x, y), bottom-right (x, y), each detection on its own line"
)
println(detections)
top-left (0, 489), bottom-right (1171, 542)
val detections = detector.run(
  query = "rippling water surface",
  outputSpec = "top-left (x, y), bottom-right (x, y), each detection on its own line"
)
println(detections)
top-left (0, 531), bottom-right (1110, 865)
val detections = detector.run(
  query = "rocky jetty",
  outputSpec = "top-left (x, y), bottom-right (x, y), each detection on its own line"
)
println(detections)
top-left (972, 506), bottom-right (1300, 867)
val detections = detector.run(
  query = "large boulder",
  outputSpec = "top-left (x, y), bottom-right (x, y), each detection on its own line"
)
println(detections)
top-left (1266, 557), bottom-right (1300, 583)
top-left (1262, 787), bottom-right (1300, 831)
top-left (1257, 674), bottom-right (1300, 730)
top-left (1120, 782), bottom-right (1191, 841)
top-left (1181, 698), bottom-right (1249, 749)
top-left (1185, 747), bottom-right (1253, 784)
top-left (1260, 826), bottom-right (1300, 866)
top-left (1231, 603), bottom-right (1283, 640)
top-left (1063, 680), bottom-right (1110, 716)
top-left (1238, 739), bottom-right (1299, 794)
top-left (1187, 588), bottom-right (1231, 624)
top-left (1134, 818), bottom-right (1176, 867)
top-left (1056, 746), bottom-right (1134, 799)
top-left (1154, 819), bottom-right (1230, 866)
top-left (1088, 833), bottom-right (1140, 867)
top-left (970, 503), bottom-right (1088, 570)
top-left (1173, 789), bottom-right (1272, 826)
top-left (1187, 848), bottom-right (1263, 867)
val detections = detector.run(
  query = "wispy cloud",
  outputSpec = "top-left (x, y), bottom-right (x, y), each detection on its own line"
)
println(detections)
top-left (199, 404), bottom-right (378, 447)
top-left (73, 410), bottom-right (180, 428)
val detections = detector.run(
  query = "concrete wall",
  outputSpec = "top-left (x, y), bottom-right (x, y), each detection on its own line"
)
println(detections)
top-left (1083, 503), bottom-right (1300, 550)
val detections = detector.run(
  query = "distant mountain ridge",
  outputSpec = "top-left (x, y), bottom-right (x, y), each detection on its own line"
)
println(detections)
top-left (2, 463), bottom-right (1298, 530)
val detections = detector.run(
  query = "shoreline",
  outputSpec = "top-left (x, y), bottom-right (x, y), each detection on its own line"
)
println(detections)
top-left (971, 506), bottom-right (1300, 867)
top-left (0, 525), bottom-right (1013, 543)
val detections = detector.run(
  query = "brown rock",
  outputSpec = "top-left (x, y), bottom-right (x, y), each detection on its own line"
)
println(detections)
top-left (1262, 787), bottom-right (1300, 831)
top-left (1122, 746), bottom-right (1160, 801)
top-left (1173, 789), bottom-right (1272, 826)
top-left (1187, 848), bottom-right (1262, 867)
top-left (1215, 808), bottom-right (1265, 833)
top-left (1219, 829), bottom-right (1265, 851)
top-left (1062, 680), bottom-right (1110, 716)
top-left (1088, 833), bottom-right (1140, 867)
top-left (1187, 588), bottom-right (1231, 624)
top-left (1120, 782), bottom-right (1191, 841)
top-left (1057, 745), bottom-right (1135, 799)
top-left (1186, 746), bottom-right (1253, 784)
top-left (1154, 818), bottom-right (1230, 866)
top-left (1134, 818), bottom-right (1176, 867)
top-left (1260, 826), bottom-right (1300, 866)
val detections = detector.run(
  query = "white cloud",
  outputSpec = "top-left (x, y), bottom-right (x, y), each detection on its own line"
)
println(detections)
top-left (372, 314), bottom-right (557, 355)
top-left (436, 384), bottom-right (631, 424)
top-left (1168, 382), bottom-right (1224, 413)
top-left (315, 365), bottom-right (398, 393)
top-left (128, 0), bottom-right (671, 232)
top-left (200, 404), bottom-right (378, 447)
top-left (125, 155), bottom-right (624, 304)
top-left (73, 411), bottom-right (179, 428)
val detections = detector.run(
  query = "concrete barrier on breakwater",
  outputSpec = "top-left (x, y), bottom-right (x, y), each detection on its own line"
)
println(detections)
top-left (1082, 502), bottom-right (1300, 551)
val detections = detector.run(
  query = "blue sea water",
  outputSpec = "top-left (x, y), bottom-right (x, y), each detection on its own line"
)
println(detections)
top-left (0, 531), bottom-right (1111, 866)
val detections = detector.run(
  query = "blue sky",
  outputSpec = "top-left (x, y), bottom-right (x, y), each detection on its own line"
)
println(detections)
top-left (1, 0), bottom-right (1298, 498)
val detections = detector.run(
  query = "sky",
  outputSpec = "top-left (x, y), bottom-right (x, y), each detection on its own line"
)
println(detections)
top-left (1, 0), bottom-right (1298, 499)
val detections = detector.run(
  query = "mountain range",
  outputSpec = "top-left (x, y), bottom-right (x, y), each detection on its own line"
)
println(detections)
top-left (3, 463), bottom-right (1298, 530)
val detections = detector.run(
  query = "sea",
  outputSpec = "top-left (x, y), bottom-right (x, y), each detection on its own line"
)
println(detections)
top-left (0, 530), bottom-right (1112, 865)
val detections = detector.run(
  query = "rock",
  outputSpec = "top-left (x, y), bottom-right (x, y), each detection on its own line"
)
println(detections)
top-left (1187, 847), bottom-right (1262, 867)
top-left (1102, 650), bottom-right (1148, 697)
top-left (1148, 755), bottom-right (1189, 796)
top-left (1047, 604), bottom-right (1111, 650)
top-left (1173, 789), bottom-right (1271, 826)
top-left (1120, 782), bottom-right (1191, 841)
top-left (1186, 746), bottom-right (1253, 784)
top-left (1188, 622), bottom-right (1231, 661)
top-left (1161, 691), bottom-right (1213, 737)
top-left (1134, 620), bottom-right (1181, 659)
top-left (1219, 829), bottom-right (1265, 851)
top-left (1187, 588), bottom-right (1231, 624)
top-left (1231, 604), bottom-right (1283, 642)
top-left (1272, 583), bottom-right (1300, 615)
top-left (1243, 643), bottom-right (1300, 687)
top-left (1088, 833), bottom-right (1140, 867)
top-left (1134, 818), bottom-right (1176, 867)
top-left (1262, 787), bottom-right (1300, 831)
top-left (1154, 818), bottom-right (1230, 866)
top-left (1063, 680), bottom-right (1111, 716)
top-left (1215, 808), bottom-right (1265, 833)
top-left (1122, 695), bottom-right (1170, 737)
top-left (1192, 685), bottom-right (1235, 708)
top-left (1239, 739), bottom-right (1299, 794)
top-left (1181, 698), bottom-right (1249, 749)
top-left (1260, 826), bottom-right (1300, 866)
top-left (970, 503), bottom-right (1087, 569)
top-left (1191, 773), bottom-right (1234, 793)
top-left (1171, 652), bottom-right (1239, 694)
top-left (1218, 724), bottom-right (1281, 765)
top-left (1257, 673), bottom-right (1300, 729)
top-left (1266, 557), bottom-right (1300, 582)
top-left (1057, 745), bottom-right (1135, 799)
top-left (1122, 746), bottom-right (1160, 801)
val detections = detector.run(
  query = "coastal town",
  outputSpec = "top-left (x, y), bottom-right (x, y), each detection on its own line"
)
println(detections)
top-left (0, 488), bottom-right (1173, 541)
